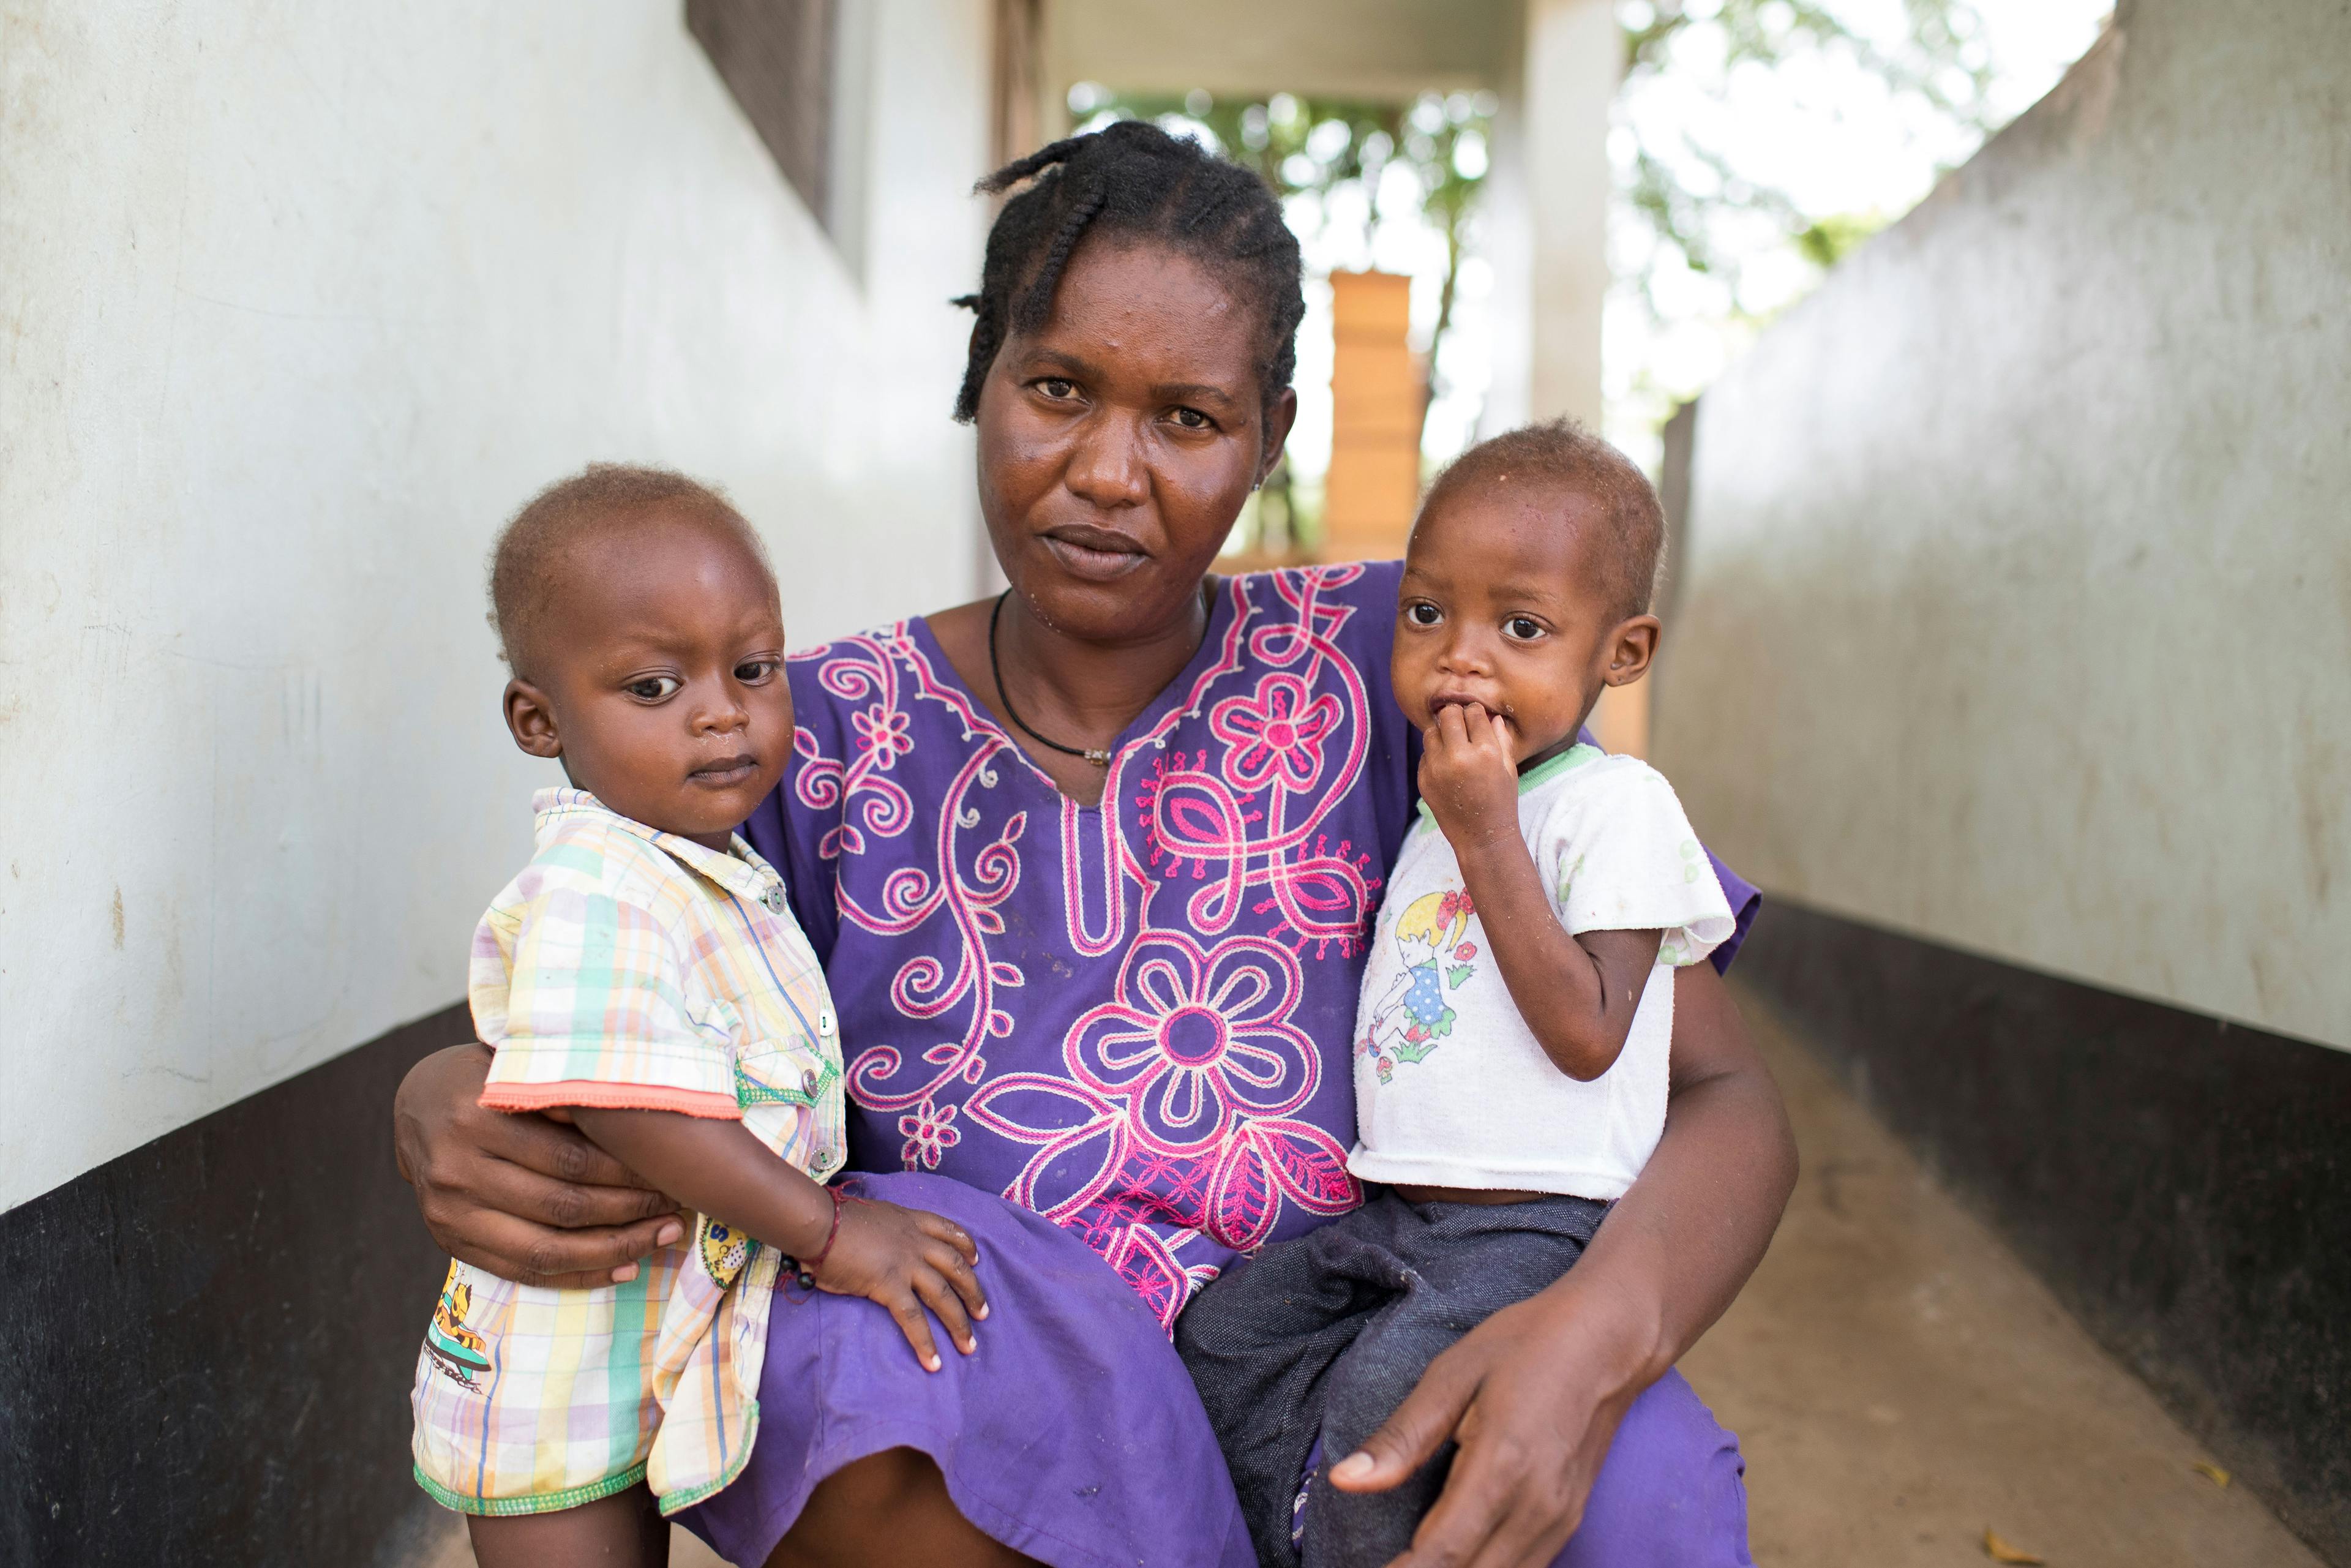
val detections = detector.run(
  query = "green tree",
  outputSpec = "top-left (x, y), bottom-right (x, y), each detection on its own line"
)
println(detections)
top-left (1082, 0), bottom-right (2018, 495)
top-left (1619, 0), bottom-right (2001, 315)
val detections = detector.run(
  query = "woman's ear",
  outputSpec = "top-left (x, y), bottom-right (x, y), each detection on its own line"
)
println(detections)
top-left (1257, 386), bottom-right (1300, 484)
top-left (1601, 615), bottom-right (1662, 687)
top-left (504, 678), bottom-right (563, 758)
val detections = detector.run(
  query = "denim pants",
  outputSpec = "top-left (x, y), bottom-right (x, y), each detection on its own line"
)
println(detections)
top-left (1180, 1190), bottom-right (1722, 1567)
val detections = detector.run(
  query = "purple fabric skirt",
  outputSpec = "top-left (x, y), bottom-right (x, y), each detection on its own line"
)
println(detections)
top-left (677, 1172), bottom-right (1749, 1567)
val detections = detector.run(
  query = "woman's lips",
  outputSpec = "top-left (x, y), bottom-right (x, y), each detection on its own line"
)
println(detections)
top-left (688, 756), bottom-right (761, 789)
top-left (1040, 525), bottom-right (1149, 582)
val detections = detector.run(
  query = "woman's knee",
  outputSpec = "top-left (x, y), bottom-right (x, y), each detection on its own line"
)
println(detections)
top-left (1553, 1371), bottom-right (1751, 1568)
top-left (771, 1447), bottom-right (1037, 1568)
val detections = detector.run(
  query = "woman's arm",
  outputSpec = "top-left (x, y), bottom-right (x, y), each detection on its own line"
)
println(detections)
top-left (1328, 961), bottom-right (1796, 1567)
top-left (393, 1043), bottom-right (689, 1289)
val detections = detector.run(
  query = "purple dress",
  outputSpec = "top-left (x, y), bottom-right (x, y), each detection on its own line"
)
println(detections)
top-left (681, 563), bottom-right (1757, 1567)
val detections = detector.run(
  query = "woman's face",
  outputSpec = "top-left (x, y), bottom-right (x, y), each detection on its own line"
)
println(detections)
top-left (975, 238), bottom-right (1297, 645)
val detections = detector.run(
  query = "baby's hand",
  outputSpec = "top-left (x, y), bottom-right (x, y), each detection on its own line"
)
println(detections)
top-left (1419, 702), bottom-right (1521, 853)
top-left (808, 1196), bottom-right (988, 1371)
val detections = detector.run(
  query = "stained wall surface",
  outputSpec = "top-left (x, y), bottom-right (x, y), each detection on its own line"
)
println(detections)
top-left (0, 1), bottom-right (992, 1211)
top-left (1654, 2), bottom-right (2351, 1050)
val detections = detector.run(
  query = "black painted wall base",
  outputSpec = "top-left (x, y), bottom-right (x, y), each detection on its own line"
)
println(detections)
top-left (1732, 898), bottom-right (2351, 1566)
top-left (1, 1005), bottom-right (469, 1568)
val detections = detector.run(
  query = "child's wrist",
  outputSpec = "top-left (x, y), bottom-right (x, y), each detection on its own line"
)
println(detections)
top-left (784, 1187), bottom-right (847, 1288)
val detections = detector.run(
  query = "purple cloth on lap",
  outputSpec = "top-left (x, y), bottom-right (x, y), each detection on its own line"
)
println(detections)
top-left (1291, 1370), bottom-right (1750, 1568)
top-left (678, 1172), bottom-right (1254, 1568)
top-left (680, 564), bottom-right (1756, 1562)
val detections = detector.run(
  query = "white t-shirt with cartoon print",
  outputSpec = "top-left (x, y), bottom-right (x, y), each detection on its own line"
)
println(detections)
top-left (1348, 745), bottom-right (1736, 1200)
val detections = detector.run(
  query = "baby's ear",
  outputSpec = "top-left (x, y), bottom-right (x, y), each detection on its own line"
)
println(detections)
top-left (503, 678), bottom-right (563, 758)
top-left (1602, 615), bottom-right (1662, 687)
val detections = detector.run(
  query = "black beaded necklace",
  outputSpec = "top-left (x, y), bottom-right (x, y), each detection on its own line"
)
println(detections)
top-left (988, 592), bottom-right (1112, 768)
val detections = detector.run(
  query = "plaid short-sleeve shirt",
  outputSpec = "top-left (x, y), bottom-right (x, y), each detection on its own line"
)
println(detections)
top-left (412, 789), bottom-right (846, 1517)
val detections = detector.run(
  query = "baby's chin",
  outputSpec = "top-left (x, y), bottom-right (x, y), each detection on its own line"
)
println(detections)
top-left (592, 771), bottom-right (781, 842)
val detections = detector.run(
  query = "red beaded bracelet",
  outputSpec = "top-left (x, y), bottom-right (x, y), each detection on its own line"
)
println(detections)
top-left (786, 1187), bottom-right (851, 1291)
top-left (806, 1186), bottom-right (848, 1269)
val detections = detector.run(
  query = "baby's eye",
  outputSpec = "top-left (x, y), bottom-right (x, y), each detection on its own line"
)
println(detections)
top-left (735, 658), bottom-right (779, 685)
top-left (1403, 601), bottom-right (1442, 628)
top-left (1503, 615), bottom-right (1545, 642)
top-left (625, 675), bottom-right (683, 702)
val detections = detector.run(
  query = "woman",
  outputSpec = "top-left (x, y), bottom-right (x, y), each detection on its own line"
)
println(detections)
top-left (395, 122), bottom-right (1793, 1567)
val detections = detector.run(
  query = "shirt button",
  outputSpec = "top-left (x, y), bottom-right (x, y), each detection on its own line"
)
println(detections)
top-left (801, 1068), bottom-right (819, 1093)
top-left (762, 887), bottom-right (785, 913)
top-left (817, 1007), bottom-right (837, 1038)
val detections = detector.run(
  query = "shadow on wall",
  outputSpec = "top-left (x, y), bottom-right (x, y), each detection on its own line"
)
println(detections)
top-left (0, 1007), bottom-right (467, 1566)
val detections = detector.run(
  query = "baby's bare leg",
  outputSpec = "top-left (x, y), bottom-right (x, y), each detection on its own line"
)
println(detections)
top-left (466, 1484), bottom-right (669, 1568)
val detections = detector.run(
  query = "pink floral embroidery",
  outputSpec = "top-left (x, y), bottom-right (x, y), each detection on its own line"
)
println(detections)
top-left (1065, 932), bottom-right (1319, 1153)
top-left (853, 703), bottom-right (914, 768)
top-left (897, 1098), bottom-right (961, 1169)
top-left (790, 639), bottom-right (914, 861)
top-left (1210, 673), bottom-right (1343, 793)
top-left (969, 931), bottom-right (1358, 1276)
top-left (798, 573), bottom-right (1397, 1327)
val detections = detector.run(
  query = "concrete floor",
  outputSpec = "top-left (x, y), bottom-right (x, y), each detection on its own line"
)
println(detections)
top-left (1685, 985), bottom-right (2320, 1568)
top-left (424, 989), bottom-right (2322, 1568)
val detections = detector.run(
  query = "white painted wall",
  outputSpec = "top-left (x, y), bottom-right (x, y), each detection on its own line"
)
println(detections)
top-left (1653, 3), bottom-right (2351, 1049)
top-left (1520, 0), bottom-right (1614, 432)
top-left (0, 1), bottom-right (994, 1211)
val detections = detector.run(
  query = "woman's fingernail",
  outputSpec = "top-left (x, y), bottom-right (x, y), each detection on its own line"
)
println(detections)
top-left (976, 1304), bottom-right (990, 1319)
top-left (656, 1221), bottom-right (684, 1246)
top-left (1331, 1452), bottom-right (1374, 1481)
top-left (611, 1263), bottom-right (640, 1283)
top-left (926, 1355), bottom-right (942, 1372)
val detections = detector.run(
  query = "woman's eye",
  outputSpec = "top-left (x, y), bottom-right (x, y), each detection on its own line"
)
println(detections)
top-left (1504, 616), bottom-right (1544, 641)
top-left (626, 675), bottom-right (682, 702)
top-left (735, 658), bottom-right (778, 684)
top-left (1404, 602), bottom-right (1442, 628)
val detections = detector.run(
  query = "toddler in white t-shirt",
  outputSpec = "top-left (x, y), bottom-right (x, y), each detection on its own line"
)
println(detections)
top-left (1176, 420), bottom-right (1734, 1567)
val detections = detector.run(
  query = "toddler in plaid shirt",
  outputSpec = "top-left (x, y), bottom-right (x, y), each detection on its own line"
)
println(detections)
top-left (411, 467), bottom-right (989, 1567)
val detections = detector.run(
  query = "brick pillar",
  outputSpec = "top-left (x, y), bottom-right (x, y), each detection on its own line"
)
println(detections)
top-left (1321, 269), bottom-right (1423, 562)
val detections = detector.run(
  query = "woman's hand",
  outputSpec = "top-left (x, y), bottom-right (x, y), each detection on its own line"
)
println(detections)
top-left (1327, 1264), bottom-right (1651, 1567)
top-left (1331, 962), bottom-right (1797, 1566)
top-left (393, 1043), bottom-right (688, 1288)
top-left (811, 1197), bottom-right (989, 1373)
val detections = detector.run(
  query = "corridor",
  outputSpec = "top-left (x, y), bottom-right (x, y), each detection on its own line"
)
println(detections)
top-left (1684, 988), bottom-right (2319, 1568)
top-left (420, 982), bottom-right (2321, 1568)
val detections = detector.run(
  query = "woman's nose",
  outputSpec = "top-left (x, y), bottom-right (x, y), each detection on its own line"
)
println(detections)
top-left (1062, 415), bottom-right (1149, 509)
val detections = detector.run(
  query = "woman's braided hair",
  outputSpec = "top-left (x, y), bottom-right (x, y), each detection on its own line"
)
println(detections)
top-left (951, 119), bottom-right (1306, 424)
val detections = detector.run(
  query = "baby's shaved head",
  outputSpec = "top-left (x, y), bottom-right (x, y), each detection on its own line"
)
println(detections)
top-left (489, 464), bottom-right (771, 682)
top-left (1417, 421), bottom-right (1665, 622)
